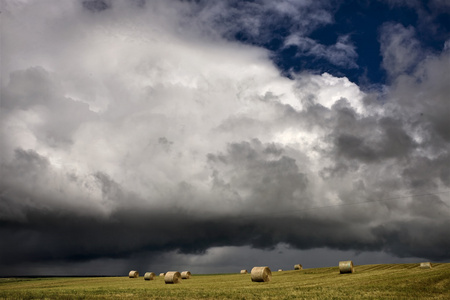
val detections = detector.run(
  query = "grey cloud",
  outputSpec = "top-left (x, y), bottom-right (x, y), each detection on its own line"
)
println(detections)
top-left (207, 139), bottom-right (309, 211)
top-left (408, 193), bottom-right (450, 218)
top-left (158, 137), bottom-right (173, 152)
top-left (82, 0), bottom-right (111, 12)
top-left (1, 67), bottom-right (98, 147)
top-left (379, 23), bottom-right (423, 78)
top-left (332, 112), bottom-right (416, 163)
top-left (401, 154), bottom-right (450, 189)
top-left (386, 48), bottom-right (450, 146)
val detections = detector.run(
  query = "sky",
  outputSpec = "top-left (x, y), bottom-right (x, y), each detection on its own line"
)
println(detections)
top-left (1, 0), bottom-right (449, 276)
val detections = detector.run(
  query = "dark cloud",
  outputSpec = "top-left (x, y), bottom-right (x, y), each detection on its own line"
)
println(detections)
top-left (372, 219), bottom-right (450, 260)
top-left (82, 0), bottom-right (111, 12)
top-left (1, 185), bottom-right (448, 270)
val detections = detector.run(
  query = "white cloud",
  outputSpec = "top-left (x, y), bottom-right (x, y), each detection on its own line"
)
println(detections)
top-left (293, 72), bottom-right (365, 112)
top-left (285, 34), bottom-right (358, 69)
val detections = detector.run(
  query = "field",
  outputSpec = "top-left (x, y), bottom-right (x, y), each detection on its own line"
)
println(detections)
top-left (0, 263), bottom-right (449, 299)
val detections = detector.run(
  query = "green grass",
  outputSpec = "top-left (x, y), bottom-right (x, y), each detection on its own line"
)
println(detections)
top-left (0, 263), bottom-right (449, 299)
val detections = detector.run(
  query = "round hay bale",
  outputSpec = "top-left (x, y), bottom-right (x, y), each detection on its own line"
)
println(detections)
top-left (419, 262), bottom-right (432, 269)
top-left (181, 271), bottom-right (191, 279)
top-left (251, 266), bottom-right (272, 282)
top-left (159, 272), bottom-right (165, 277)
top-left (240, 269), bottom-right (248, 274)
top-left (278, 269), bottom-right (283, 272)
top-left (164, 271), bottom-right (182, 284)
top-left (294, 264), bottom-right (303, 270)
top-left (128, 270), bottom-right (139, 278)
top-left (144, 272), bottom-right (156, 280)
top-left (339, 261), bottom-right (354, 274)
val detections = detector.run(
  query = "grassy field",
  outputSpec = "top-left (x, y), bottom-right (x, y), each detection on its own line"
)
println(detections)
top-left (0, 263), bottom-right (449, 299)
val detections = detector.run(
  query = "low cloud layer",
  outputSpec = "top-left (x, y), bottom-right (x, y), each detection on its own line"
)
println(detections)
top-left (1, 0), bottom-right (449, 275)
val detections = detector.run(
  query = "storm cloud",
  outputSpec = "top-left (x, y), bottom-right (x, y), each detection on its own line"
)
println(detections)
top-left (1, 0), bottom-right (449, 275)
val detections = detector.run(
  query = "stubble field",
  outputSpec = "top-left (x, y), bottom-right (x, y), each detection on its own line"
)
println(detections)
top-left (0, 263), bottom-right (449, 299)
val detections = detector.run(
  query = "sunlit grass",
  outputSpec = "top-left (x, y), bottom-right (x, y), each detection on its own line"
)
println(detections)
top-left (0, 263), bottom-right (449, 299)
